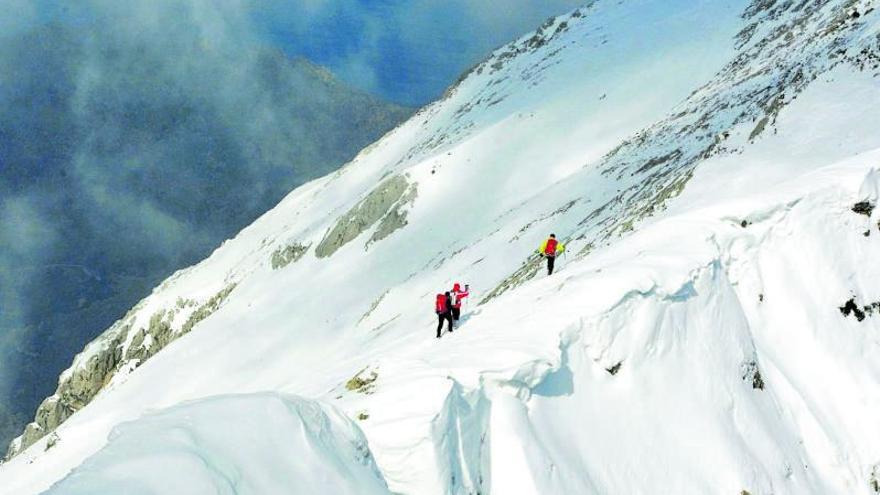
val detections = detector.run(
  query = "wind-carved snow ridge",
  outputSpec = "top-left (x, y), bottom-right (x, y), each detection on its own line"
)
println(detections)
top-left (43, 393), bottom-right (392, 495)
top-left (427, 261), bottom-right (746, 493)
top-left (431, 381), bottom-right (492, 494)
top-left (4, 0), bottom-right (880, 493)
top-left (412, 174), bottom-right (880, 494)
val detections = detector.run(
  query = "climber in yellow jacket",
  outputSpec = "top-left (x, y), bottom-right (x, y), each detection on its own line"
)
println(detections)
top-left (537, 233), bottom-right (565, 275)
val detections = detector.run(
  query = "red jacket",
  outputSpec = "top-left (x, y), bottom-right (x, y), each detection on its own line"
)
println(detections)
top-left (450, 284), bottom-right (469, 308)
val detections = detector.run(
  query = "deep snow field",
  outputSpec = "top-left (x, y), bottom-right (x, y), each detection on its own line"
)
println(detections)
top-left (3, 0), bottom-right (880, 494)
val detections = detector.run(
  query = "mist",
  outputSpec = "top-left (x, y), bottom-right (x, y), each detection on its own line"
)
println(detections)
top-left (0, 0), bottom-right (411, 449)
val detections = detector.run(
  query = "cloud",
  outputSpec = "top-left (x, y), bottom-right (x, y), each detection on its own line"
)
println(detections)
top-left (0, 196), bottom-right (57, 258)
top-left (0, 0), bottom-right (413, 450)
top-left (0, 196), bottom-right (58, 332)
top-left (0, 0), bottom-right (39, 37)
top-left (0, 196), bottom-right (58, 415)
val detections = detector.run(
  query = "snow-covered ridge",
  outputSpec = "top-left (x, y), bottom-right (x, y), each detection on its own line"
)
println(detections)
top-left (4, 0), bottom-right (880, 493)
top-left (44, 393), bottom-right (392, 494)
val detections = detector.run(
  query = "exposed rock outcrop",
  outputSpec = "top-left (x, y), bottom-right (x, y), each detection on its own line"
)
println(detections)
top-left (369, 184), bottom-right (418, 246)
top-left (481, 254), bottom-right (545, 305)
top-left (346, 368), bottom-right (379, 395)
top-left (741, 359), bottom-right (765, 390)
top-left (853, 200), bottom-right (875, 216)
top-left (270, 242), bottom-right (310, 270)
top-left (316, 175), bottom-right (417, 258)
top-left (4, 284), bottom-right (237, 460)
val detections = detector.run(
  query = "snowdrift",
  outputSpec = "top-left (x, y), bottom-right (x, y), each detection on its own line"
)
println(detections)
top-left (43, 393), bottom-right (390, 495)
top-left (3, 0), bottom-right (880, 494)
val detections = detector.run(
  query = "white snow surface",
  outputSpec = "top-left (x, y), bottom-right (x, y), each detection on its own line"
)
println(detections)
top-left (3, 0), bottom-right (880, 494)
top-left (43, 393), bottom-right (391, 495)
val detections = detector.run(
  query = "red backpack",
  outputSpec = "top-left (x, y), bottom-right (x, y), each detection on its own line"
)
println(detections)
top-left (435, 294), bottom-right (447, 313)
top-left (544, 238), bottom-right (558, 255)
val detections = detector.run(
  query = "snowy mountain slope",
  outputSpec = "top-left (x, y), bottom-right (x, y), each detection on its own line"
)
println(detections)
top-left (3, 0), bottom-right (880, 493)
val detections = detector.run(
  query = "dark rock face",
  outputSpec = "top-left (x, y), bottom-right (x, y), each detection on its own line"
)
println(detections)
top-left (0, 15), bottom-right (412, 451)
top-left (840, 298), bottom-right (867, 321)
top-left (839, 297), bottom-right (880, 322)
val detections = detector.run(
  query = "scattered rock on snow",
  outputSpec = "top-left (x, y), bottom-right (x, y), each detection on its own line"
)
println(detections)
top-left (837, 297), bottom-right (880, 322)
top-left (480, 255), bottom-right (544, 305)
top-left (358, 291), bottom-right (389, 325)
top-left (741, 360), bottom-right (765, 390)
top-left (853, 201), bottom-right (874, 216)
top-left (871, 464), bottom-right (880, 493)
top-left (840, 298), bottom-right (866, 321)
top-left (346, 368), bottom-right (379, 394)
top-left (605, 362), bottom-right (623, 376)
top-left (271, 242), bottom-right (310, 270)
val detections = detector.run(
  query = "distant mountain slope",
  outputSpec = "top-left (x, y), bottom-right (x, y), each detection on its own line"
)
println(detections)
top-left (3, 0), bottom-right (880, 494)
top-left (0, 17), bottom-right (411, 450)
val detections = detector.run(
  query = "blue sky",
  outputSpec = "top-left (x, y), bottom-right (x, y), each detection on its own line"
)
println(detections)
top-left (248, 0), bottom-right (586, 106)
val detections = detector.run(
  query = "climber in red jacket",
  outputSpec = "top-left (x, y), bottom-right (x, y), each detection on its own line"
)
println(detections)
top-left (449, 282), bottom-right (470, 321)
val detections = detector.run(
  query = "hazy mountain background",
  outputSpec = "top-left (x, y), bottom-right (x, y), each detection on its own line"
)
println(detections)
top-left (0, 0), bottom-right (415, 448)
top-left (251, 0), bottom-right (589, 106)
top-left (0, 0), bottom-right (584, 450)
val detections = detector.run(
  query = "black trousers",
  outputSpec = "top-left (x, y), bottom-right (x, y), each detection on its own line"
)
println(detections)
top-left (546, 254), bottom-right (556, 275)
top-left (436, 312), bottom-right (453, 337)
top-left (451, 307), bottom-right (461, 321)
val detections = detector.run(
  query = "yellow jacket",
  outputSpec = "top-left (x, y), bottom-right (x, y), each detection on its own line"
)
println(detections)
top-left (538, 238), bottom-right (565, 256)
